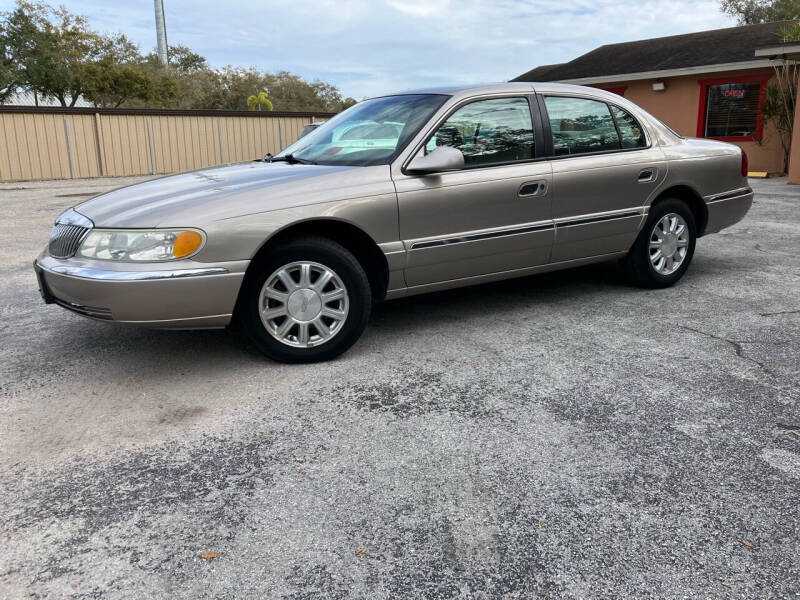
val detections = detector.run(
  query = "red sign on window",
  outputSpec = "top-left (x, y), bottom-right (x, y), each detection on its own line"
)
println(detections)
top-left (723, 89), bottom-right (745, 98)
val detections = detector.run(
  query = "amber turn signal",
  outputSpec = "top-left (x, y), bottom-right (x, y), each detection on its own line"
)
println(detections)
top-left (172, 231), bottom-right (203, 258)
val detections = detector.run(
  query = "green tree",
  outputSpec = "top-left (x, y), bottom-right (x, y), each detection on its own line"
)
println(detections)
top-left (0, 21), bottom-right (19, 102)
top-left (81, 33), bottom-right (160, 107)
top-left (1, 1), bottom-right (350, 112)
top-left (2, 2), bottom-right (111, 106)
top-left (82, 60), bottom-right (153, 107)
top-left (265, 71), bottom-right (345, 112)
top-left (246, 90), bottom-right (273, 111)
top-left (720, 0), bottom-right (800, 24)
top-left (2, 2), bottom-right (52, 104)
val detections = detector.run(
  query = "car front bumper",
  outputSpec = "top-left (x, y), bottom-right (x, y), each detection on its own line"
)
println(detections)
top-left (704, 187), bottom-right (754, 235)
top-left (34, 252), bottom-right (249, 330)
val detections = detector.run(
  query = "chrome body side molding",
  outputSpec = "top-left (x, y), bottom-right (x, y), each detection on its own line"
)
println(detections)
top-left (707, 187), bottom-right (752, 203)
top-left (409, 207), bottom-right (645, 251)
top-left (410, 222), bottom-right (555, 250)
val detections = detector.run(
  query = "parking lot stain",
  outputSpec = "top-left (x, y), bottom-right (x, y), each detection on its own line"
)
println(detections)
top-left (332, 366), bottom-right (500, 418)
top-left (9, 434), bottom-right (285, 585)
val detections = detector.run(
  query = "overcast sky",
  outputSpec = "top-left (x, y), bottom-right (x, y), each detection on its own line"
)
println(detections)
top-left (0, 0), bottom-right (736, 98)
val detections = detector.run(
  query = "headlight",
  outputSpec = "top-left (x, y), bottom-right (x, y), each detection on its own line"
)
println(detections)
top-left (77, 229), bottom-right (205, 261)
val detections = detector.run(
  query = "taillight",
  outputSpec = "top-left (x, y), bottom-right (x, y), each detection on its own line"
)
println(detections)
top-left (741, 151), bottom-right (749, 177)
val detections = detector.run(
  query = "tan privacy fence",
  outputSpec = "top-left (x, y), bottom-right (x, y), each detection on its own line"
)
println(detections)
top-left (0, 107), bottom-right (334, 182)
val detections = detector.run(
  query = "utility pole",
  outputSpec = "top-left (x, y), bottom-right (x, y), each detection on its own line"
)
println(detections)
top-left (154, 0), bottom-right (169, 66)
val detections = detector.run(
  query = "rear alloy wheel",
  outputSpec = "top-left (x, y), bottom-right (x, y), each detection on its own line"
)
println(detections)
top-left (649, 213), bottom-right (690, 276)
top-left (239, 237), bottom-right (371, 363)
top-left (625, 198), bottom-right (697, 288)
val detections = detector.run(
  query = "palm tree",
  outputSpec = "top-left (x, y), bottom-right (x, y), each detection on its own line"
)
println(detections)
top-left (247, 90), bottom-right (273, 111)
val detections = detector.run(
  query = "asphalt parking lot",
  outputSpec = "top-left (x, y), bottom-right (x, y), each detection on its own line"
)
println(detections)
top-left (1, 176), bottom-right (798, 599)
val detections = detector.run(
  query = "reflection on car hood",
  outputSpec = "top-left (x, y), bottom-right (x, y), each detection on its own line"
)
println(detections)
top-left (76, 161), bottom-right (389, 228)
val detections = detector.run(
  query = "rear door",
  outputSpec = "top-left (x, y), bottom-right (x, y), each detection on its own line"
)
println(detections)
top-left (393, 95), bottom-right (554, 288)
top-left (538, 95), bottom-right (666, 262)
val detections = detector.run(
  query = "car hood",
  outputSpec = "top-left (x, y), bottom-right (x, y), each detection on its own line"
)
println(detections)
top-left (75, 161), bottom-right (391, 228)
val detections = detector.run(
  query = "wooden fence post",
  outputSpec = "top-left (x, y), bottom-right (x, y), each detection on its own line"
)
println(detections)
top-left (146, 119), bottom-right (156, 175)
top-left (63, 118), bottom-right (74, 179)
top-left (93, 112), bottom-right (105, 176)
top-left (217, 118), bottom-right (225, 163)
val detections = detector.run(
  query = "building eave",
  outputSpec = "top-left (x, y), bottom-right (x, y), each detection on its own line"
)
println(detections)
top-left (754, 44), bottom-right (800, 60)
top-left (557, 59), bottom-right (778, 85)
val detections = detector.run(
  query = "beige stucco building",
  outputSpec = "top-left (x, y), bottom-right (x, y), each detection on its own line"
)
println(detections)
top-left (513, 21), bottom-right (800, 182)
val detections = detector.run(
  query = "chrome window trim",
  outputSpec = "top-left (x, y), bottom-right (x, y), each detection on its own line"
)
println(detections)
top-left (38, 263), bottom-right (229, 281)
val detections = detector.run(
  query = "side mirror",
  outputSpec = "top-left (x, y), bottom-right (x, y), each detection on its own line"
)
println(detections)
top-left (406, 146), bottom-right (465, 175)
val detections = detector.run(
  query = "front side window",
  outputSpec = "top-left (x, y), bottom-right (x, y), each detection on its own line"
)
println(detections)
top-left (425, 97), bottom-right (534, 167)
top-left (701, 78), bottom-right (766, 139)
top-left (276, 94), bottom-right (448, 166)
top-left (544, 96), bottom-right (619, 155)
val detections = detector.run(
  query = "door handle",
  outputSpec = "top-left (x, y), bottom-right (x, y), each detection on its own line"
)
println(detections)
top-left (519, 181), bottom-right (547, 196)
top-left (638, 168), bottom-right (657, 183)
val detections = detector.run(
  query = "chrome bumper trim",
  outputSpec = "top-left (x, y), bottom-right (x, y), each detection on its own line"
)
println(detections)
top-left (38, 263), bottom-right (229, 281)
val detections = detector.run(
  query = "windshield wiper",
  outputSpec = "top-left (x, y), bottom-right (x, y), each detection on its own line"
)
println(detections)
top-left (267, 153), bottom-right (316, 165)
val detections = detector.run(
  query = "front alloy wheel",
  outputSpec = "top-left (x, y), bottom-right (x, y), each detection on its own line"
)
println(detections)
top-left (259, 261), bottom-right (349, 348)
top-left (238, 236), bottom-right (372, 363)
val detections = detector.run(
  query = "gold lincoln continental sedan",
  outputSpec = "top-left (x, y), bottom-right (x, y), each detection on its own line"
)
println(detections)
top-left (35, 83), bottom-right (753, 362)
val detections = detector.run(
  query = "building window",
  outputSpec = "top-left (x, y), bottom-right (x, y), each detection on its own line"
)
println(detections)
top-left (602, 87), bottom-right (627, 97)
top-left (697, 75), bottom-right (769, 141)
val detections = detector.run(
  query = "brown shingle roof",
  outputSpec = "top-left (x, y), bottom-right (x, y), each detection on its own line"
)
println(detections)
top-left (513, 21), bottom-right (793, 82)
top-left (510, 63), bottom-right (565, 82)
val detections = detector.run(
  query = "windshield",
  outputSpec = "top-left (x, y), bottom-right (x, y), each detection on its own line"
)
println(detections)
top-left (276, 94), bottom-right (448, 166)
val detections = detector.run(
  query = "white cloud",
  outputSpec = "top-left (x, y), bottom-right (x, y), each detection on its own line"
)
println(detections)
top-left (0, 0), bottom-right (735, 99)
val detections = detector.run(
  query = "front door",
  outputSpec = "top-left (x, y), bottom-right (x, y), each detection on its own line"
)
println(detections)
top-left (539, 95), bottom-right (667, 262)
top-left (393, 96), bottom-right (554, 288)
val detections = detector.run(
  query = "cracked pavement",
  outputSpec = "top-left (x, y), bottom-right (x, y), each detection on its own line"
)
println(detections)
top-left (1, 176), bottom-right (798, 598)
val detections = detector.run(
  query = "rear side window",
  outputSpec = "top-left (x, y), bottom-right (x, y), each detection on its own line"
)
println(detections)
top-left (544, 96), bottom-right (619, 155)
top-left (426, 97), bottom-right (534, 167)
top-left (610, 105), bottom-right (646, 148)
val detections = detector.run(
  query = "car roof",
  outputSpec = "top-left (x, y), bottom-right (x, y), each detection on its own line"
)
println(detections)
top-left (377, 81), bottom-right (615, 101)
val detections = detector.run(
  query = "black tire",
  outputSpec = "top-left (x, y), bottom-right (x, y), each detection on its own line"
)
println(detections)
top-left (237, 236), bottom-right (372, 363)
top-left (624, 198), bottom-right (697, 288)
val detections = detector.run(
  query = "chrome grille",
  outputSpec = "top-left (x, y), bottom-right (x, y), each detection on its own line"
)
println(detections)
top-left (49, 223), bottom-right (90, 258)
